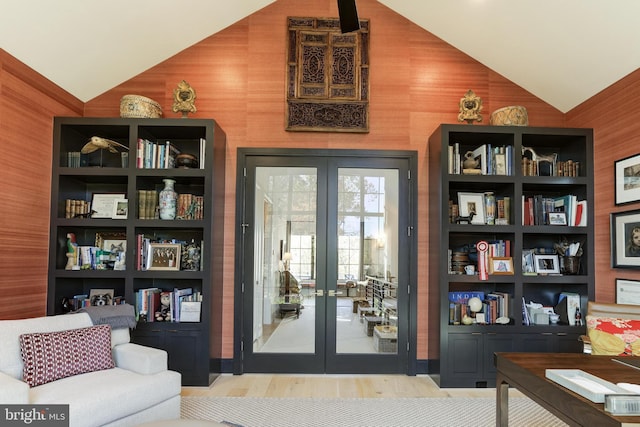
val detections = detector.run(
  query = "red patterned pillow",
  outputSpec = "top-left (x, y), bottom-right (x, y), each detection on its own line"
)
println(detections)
top-left (586, 316), bottom-right (640, 356)
top-left (19, 324), bottom-right (114, 387)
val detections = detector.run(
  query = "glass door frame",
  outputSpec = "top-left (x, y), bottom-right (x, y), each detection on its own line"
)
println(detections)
top-left (233, 148), bottom-right (418, 375)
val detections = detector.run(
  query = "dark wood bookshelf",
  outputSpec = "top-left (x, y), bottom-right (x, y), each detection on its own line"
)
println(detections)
top-left (48, 117), bottom-right (226, 386)
top-left (428, 124), bottom-right (594, 387)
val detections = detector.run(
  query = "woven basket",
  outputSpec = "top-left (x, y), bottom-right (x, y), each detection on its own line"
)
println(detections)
top-left (489, 106), bottom-right (528, 126)
top-left (120, 95), bottom-right (162, 118)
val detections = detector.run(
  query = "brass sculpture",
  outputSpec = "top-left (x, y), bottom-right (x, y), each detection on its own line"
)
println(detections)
top-left (81, 136), bottom-right (128, 154)
top-left (172, 80), bottom-right (197, 118)
top-left (458, 89), bottom-right (483, 124)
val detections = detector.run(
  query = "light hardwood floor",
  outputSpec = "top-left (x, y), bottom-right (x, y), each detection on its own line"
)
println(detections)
top-left (181, 374), bottom-right (521, 399)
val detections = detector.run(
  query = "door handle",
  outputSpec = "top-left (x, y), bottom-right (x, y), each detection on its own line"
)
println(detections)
top-left (328, 290), bottom-right (344, 297)
top-left (310, 290), bottom-right (324, 297)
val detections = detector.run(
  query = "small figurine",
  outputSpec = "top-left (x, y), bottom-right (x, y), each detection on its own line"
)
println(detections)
top-left (155, 292), bottom-right (172, 322)
top-left (65, 233), bottom-right (78, 270)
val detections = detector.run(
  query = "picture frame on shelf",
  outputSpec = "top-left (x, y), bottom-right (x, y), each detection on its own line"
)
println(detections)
top-left (112, 198), bottom-right (128, 219)
top-left (95, 232), bottom-right (126, 270)
top-left (616, 279), bottom-right (640, 305)
top-left (457, 192), bottom-right (486, 225)
top-left (611, 209), bottom-right (640, 268)
top-left (533, 254), bottom-right (560, 274)
top-left (548, 212), bottom-right (567, 226)
top-left (148, 243), bottom-right (181, 271)
top-left (615, 153), bottom-right (640, 205)
top-left (488, 257), bottom-right (514, 275)
top-left (89, 289), bottom-right (114, 306)
top-left (91, 193), bottom-right (126, 218)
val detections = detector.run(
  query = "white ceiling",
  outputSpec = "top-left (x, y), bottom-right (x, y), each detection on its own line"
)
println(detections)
top-left (2, 0), bottom-right (639, 113)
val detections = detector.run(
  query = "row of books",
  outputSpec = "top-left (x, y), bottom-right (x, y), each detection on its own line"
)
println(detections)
top-left (136, 138), bottom-right (206, 169)
top-left (68, 245), bottom-right (125, 270)
top-left (63, 294), bottom-right (125, 311)
top-left (66, 151), bottom-right (82, 168)
top-left (522, 158), bottom-right (581, 177)
top-left (522, 194), bottom-right (587, 226)
top-left (137, 190), bottom-right (204, 220)
top-left (65, 199), bottom-right (91, 218)
top-left (449, 143), bottom-right (514, 176)
top-left (135, 287), bottom-right (202, 323)
top-left (136, 138), bottom-right (182, 169)
top-left (447, 291), bottom-right (511, 325)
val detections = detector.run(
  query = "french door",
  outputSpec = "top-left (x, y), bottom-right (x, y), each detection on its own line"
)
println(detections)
top-left (234, 149), bottom-right (417, 374)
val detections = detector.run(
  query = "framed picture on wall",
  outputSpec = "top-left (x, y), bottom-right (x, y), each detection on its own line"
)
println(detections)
top-left (611, 209), bottom-right (640, 268)
top-left (615, 153), bottom-right (640, 205)
top-left (616, 279), bottom-right (640, 305)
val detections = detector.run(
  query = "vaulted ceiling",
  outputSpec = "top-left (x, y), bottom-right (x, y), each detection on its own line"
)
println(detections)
top-left (2, 0), bottom-right (639, 113)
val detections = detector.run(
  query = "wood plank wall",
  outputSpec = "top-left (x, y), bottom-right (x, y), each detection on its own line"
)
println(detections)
top-left (12, 0), bottom-right (636, 365)
top-left (0, 49), bottom-right (83, 319)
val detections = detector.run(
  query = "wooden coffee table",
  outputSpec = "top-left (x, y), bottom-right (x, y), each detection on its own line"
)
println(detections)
top-left (495, 352), bottom-right (640, 427)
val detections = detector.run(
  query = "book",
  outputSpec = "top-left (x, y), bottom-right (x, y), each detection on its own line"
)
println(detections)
top-left (448, 291), bottom-right (485, 303)
top-left (180, 301), bottom-right (201, 322)
top-left (576, 200), bottom-right (587, 226)
top-left (173, 288), bottom-right (193, 322)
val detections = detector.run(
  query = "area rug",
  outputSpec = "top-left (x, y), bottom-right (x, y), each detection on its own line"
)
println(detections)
top-left (181, 396), bottom-right (568, 427)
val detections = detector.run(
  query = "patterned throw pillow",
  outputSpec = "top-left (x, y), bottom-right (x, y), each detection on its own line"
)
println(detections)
top-left (586, 315), bottom-right (640, 356)
top-left (19, 324), bottom-right (114, 387)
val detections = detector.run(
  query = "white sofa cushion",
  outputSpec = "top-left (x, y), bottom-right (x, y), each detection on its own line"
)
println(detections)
top-left (30, 367), bottom-right (181, 427)
top-left (113, 343), bottom-right (167, 375)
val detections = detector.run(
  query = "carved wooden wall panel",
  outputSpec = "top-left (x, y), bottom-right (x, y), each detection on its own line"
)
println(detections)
top-left (286, 17), bottom-right (369, 132)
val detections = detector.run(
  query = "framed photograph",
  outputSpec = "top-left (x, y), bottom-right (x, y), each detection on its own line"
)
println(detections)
top-left (534, 254), bottom-right (560, 274)
top-left (457, 192), bottom-right (486, 225)
top-left (616, 279), bottom-right (640, 305)
top-left (489, 257), bottom-right (514, 275)
top-left (95, 232), bottom-right (126, 270)
top-left (148, 243), bottom-right (181, 271)
top-left (615, 153), bottom-right (640, 205)
top-left (112, 198), bottom-right (128, 219)
top-left (89, 288), bottom-right (114, 306)
top-left (548, 212), bottom-right (567, 226)
top-left (611, 209), bottom-right (640, 268)
top-left (91, 193), bottom-right (126, 218)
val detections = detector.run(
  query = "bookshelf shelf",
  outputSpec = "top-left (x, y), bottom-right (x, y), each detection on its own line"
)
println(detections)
top-left (48, 117), bottom-right (226, 386)
top-left (429, 124), bottom-right (594, 388)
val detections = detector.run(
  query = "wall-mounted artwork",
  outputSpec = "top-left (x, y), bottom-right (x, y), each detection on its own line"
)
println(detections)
top-left (286, 17), bottom-right (369, 132)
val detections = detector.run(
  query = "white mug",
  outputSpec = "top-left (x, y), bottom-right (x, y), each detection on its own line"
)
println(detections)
top-left (464, 265), bottom-right (475, 275)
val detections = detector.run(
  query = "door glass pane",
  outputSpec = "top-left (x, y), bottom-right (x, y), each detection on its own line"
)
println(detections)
top-left (253, 167), bottom-right (317, 353)
top-left (336, 168), bottom-right (399, 354)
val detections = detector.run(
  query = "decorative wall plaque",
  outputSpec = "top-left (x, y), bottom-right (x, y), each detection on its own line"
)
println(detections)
top-left (286, 17), bottom-right (369, 132)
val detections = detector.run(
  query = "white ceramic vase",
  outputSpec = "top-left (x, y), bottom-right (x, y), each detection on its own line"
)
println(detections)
top-left (159, 178), bottom-right (177, 220)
